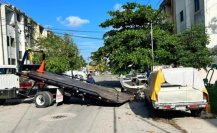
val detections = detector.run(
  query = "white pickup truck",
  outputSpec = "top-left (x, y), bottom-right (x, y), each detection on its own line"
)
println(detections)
top-left (145, 68), bottom-right (208, 116)
top-left (0, 65), bottom-right (19, 104)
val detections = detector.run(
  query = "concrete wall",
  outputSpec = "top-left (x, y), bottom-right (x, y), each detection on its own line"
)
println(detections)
top-left (175, 0), bottom-right (186, 32)
top-left (0, 4), bottom-right (48, 66)
top-left (175, 0), bottom-right (204, 33)
top-left (204, 0), bottom-right (217, 48)
top-left (0, 5), bottom-right (8, 65)
top-left (173, 0), bottom-right (217, 49)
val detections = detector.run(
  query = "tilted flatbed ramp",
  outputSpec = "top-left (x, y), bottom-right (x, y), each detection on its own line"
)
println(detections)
top-left (18, 71), bottom-right (134, 104)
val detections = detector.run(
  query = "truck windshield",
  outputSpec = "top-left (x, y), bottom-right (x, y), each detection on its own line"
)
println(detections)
top-left (0, 68), bottom-right (16, 74)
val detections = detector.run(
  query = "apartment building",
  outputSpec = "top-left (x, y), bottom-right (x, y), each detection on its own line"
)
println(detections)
top-left (160, 0), bottom-right (217, 48)
top-left (0, 4), bottom-right (48, 66)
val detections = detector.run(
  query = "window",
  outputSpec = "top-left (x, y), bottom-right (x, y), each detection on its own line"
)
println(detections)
top-left (39, 26), bottom-right (44, 34)
top-left (0, 68), bottom-right (6, 74)
top-left (8, 58), bottom-right (11, 65)
top-left (8, 58), bottom-right (16, 65)
top-left (17, 14), bottom-right (21, 22)
top-left (11, 59), bottom-right (16, 65)
top-left (7, 36), bottom-right (10, 46)
top-left (195, 0), bottom-right (200, 12)
top-left (11, 38), bottom-right (15, 47)
top-left (0, 68), bottom-right (16, 74)
top-left (24, 17), bottom-right (28, 24)
top-left (180, 10), bottom-right (184, 22)
top-left (19, 51), bottom-right (22, 59)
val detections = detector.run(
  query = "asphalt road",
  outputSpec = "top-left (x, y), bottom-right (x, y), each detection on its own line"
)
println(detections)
top-left (0, 74), bottom-right (217, 133)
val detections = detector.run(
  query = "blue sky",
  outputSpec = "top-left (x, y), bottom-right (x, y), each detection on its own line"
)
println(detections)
top-left (4, 0), bottom-right (162, 62)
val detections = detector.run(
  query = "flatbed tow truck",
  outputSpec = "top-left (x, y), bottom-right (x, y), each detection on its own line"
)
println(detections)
top-left (1, 49), bottom-right (133, 108)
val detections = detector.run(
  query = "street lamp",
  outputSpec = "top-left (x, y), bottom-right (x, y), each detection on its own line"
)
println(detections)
top-left (146, 21), bottom-right (154, 71)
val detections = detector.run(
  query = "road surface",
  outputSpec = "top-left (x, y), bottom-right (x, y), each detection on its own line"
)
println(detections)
top-left (0, 74), bottom-right (217, 133)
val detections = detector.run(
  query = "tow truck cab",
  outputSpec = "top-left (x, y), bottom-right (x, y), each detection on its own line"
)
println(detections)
top-left (0, 65), bottom-right (19, 104)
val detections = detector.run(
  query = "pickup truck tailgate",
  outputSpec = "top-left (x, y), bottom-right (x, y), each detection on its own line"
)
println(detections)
top-left (157, 86), bottom-right (203, 103)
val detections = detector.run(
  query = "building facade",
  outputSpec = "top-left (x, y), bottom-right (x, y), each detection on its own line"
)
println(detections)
top-left (0, 4), bottom-right (48, 66)
top-left (160, 0), bottom-right (217, 48)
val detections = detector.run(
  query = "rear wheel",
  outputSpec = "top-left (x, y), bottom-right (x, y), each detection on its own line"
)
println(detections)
top-left (44, 91), bottom-right (53, 106)
top-left (34, 91), bottom-right (52, 108)
top-left (191, 109), bottom-right (202, 117)
top-left (121, 87), bottom-right (125, 92)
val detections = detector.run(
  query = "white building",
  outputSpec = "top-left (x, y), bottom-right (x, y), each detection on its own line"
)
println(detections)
top-left (0, 4), bottom-right (48, 66)
top-left (160, 0), bottom-right (217, 48)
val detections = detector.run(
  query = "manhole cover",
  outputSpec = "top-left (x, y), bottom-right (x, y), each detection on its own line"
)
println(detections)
top-left (40, 113), bottom-right (76, 121)
top-left (52, 115), bottom-right (67, 119)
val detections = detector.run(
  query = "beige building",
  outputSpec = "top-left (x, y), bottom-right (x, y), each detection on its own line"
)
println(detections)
top-left (160, 0), bottom-right (217, 48)
top-left (0, 4), bottom-right (48, 66)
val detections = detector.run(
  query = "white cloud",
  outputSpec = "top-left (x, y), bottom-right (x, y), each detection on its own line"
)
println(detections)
top-left (56, 16), bottom-right (90, 27)
top-left (114, 3), bottom-right (123, 11)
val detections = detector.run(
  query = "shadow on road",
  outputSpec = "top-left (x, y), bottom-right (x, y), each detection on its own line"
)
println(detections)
top-left (62, 97), bottom-right (121, 107)
top-left (1, 98), bottom-right (33, 106)
top-left (129, 100), bottom-right (191, 119)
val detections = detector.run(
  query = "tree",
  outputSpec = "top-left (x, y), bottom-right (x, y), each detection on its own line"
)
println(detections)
top-left (35, 34), bottom-right (86, 73)
top-left (92, 2), bottom-right (175, 74)
top-left (176, 25), bottom-right (212, 68)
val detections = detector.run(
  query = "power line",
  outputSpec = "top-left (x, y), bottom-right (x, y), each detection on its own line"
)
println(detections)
top-left (0, 0), bottom-right (10, 4)
top-left (54, 32), bottom-right (103, 40)
top-left (46, 28), bottom-right (104, 33)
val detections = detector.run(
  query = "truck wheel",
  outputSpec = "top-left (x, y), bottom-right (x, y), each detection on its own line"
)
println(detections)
top-left (191, 109), bottom-right (202, 117)
top-left (44, 91), bottom-right (54, 106)
top-left (0, 99), bottom-right (6, 105)
top-left (34, 92), bottom-right (50, 108)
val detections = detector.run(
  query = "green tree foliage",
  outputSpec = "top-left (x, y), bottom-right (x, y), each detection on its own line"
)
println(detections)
top-left (36, 34), bottom-right (86, 73)
top-left (92, 2), bottom-right (174, 74)
top-left (92, 2), bottom-right (212, 74)
top-left (176, 25), bottom-right (212, 68)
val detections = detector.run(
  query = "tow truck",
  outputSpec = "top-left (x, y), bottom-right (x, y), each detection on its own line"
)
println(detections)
top-left (0, 49), bottom-right (133, 107)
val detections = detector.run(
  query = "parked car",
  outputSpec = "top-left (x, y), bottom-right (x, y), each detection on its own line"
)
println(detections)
top-left (64, 70), bottom-right (87, 80)
top-left (144, 67), bottom-right (208, 116)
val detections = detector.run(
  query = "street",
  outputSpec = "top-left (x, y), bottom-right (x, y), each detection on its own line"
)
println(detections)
top-left (0, 74), bottom-right (217, 133)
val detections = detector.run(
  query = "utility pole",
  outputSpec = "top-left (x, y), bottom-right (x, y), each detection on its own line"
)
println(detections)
top-left (150, 21), bottom-right (154, 71)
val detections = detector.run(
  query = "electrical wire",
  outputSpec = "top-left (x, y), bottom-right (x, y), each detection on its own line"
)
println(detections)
top-left (45, 28), bottom-right (104, 33)
top-left (0, 0), bottom-right (10, 4)
top-left (54, 32), bottom-right (103, 40)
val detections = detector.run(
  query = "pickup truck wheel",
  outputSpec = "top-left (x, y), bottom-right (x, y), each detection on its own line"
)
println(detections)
top-left (121, 88), bottom-right (126, 92)
top-left (191, 109), bottom-right (202, 117)
top-left (0, 99), bottom-right (6, 105)
top-left (34, 92), bottom-right (50, 108)
top-left (144, 96), bottom-right (149, 105)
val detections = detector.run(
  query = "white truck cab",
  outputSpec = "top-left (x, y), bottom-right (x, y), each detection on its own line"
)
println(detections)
top-left (0, 65), bottom-right (19, 104)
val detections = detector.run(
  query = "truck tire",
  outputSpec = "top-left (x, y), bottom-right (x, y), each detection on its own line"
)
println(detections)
top-left (0, 99), bottom-right (6, 105)
top-left (34, 92), bottom-right (50, 108)
top-left (191, 109), bottom-right (202, 117)
top-left (44, 91), bottom-right (54, 106)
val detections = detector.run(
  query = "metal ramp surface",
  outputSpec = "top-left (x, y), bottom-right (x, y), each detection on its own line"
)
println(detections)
top-left (18, 71), bottom-right (134, 104)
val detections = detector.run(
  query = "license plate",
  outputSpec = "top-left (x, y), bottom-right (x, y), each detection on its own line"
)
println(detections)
top-left (175, 106), bottom-right (186, 110)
